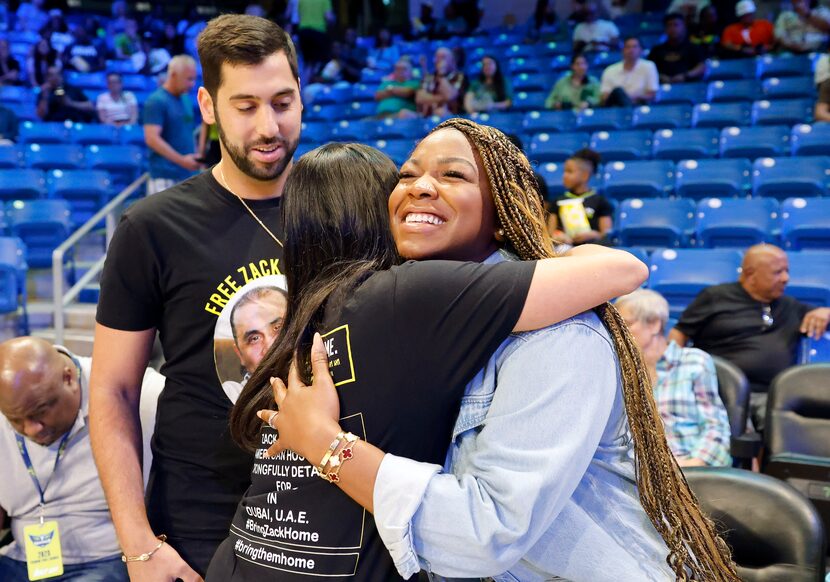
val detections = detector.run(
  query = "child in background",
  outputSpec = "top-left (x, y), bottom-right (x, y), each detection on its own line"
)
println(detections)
top-left (548, 148), bottom-right (613, 245)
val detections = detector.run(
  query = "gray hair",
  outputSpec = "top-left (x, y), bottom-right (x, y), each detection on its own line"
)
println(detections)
top-left (615, 289), bottom-right (669, 333)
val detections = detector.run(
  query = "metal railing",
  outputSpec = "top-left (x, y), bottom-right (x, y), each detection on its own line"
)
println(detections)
top-left (52, 173), bottom-right (148, 345)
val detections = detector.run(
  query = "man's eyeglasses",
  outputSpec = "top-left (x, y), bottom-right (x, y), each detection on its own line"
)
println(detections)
top-left (761, 304), bottom-right (774, 330)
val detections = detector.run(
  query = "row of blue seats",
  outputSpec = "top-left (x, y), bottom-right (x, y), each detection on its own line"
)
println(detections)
top-left (611, 196), bottom-right (828, 251)
top-left (0, 160), bottom-right (142, 204)
top-left (11, 122), bottom-right (146, 147)
top-left (0, 200), bottom-right (72, 268)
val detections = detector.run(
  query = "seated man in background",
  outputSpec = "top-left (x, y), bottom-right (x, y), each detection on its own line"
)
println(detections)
top-left (721, 0), bottom-right (775, 57)
top-left (96, 72), bottom-right (138, 126)
top-left (617, 289), bottom-right (731, 467)
top-left (670, 244), bottom-right (830, 431)
top-left (375, 57), bottom-right (420, 119)
top-left (572, 1), bottom-right (620, 53)
top-left (600, 37), bottom-right (658, 106)
top-left (0, 337), bottom-right (163, 581)
top-left (774, 0), bottom-right (830, 54)
top-left (36, 66), bottom-right (95, 123)
top-left (648, 12), bottom-right (706, 84)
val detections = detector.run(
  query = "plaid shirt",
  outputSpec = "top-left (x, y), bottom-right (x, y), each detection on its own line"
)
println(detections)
top-left (655, 341), bottom-right (732, 466)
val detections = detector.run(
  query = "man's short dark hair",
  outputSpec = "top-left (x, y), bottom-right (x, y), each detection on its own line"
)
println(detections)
top-left (623, 36), bottom-right (641, 47)
top-left (570, 148), bottom-right (601, 174)
top-left (664, 12), bottom-right (685, 24)
top-left (197, 14), bottom-right (299, 99)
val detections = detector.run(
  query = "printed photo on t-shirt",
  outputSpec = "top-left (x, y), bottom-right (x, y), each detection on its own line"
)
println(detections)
top-left (213, 275), bottom-right (288, 404)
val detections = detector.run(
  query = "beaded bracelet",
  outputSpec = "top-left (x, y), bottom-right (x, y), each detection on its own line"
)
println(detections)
top-left (121, 534), bottom-right (167, 563)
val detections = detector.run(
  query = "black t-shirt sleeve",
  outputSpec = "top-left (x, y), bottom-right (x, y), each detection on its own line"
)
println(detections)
top-left (675, 287), bottom-right (715, 339)
top-left (392, 259), bottom-right (535, 398)
top-left (594, 195), bottom-right (614, 219)
top-left (96, 214), bottom-right (163, 331)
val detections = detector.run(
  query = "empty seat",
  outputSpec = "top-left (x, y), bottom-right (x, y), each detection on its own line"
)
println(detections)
top-left (654, 82), bottom-right (707, 105)
top-left (630, 104), bottom-right (692, 130)
top-left (706, 79), bottom-right (761, 103)
top-left (18, 121), bottom-right (70, 144)
top-left (652, 128), bottom-right (719, 161)
top-left (85, 145), bottom-right (144, 190)
top-left (512, 91), bottom-right (548, 111)
top-left (675, 159), bottom-right (752, 199)
top-left (781, 198), bottom-right (830, 250)
top-left (762, 77), bottom-right (816, 100)
top-left (602, 160), bottom-right (675, 199)
top-left (470, 111), bottom-right (524, 134)
top-left (695, 197), bottom-right (780, 248)
top-left (47, 169), bottom-right (112, 226)
top-left (756, 53), bottom-right (813, 79)
top-left (535, 161), bottom-right (565, 199)
top-left (589, 130), bottom-right (653, 161)
top-left (310, 84), bottom-right (353, 105)
top-left (751, 99), bottom-right (813, 126)
top-left (590, 51), bottom-right (622, 69)
top-left (372, 118), bottom-right (425, 141)
top-left (512, 72), bottom-right (555, 93)
top-left (752, 156), bottom-right (830, 199)
top-left (330, 119), bottom-right (375, 141)
top-left (692, 102), bottom-right (751, 128)
top-left (0, 146), bottom-right (23, 169)
top-left (528, 132), bottom-right (590, 163)
top-left (791, 123), bottom-right (830, 157)
top-left (6, 199), bottom-right (72, 268)
top-left (350, 83), bottom-right (379, 103)
top-left (372, 139), bottom-right (414, 167)
top-left (0, 169), bottom-right (46, 201)
top-left (69, 123), bottom-right (120, 146)
top-left (0, 85), bottom-right (31, 104)
top-left (341, 100), bottom-right (376, 120)
top-left (0, 235), bottom-right (28, 333)
top-left (508, 56), bottom-right (548, 75)
top-left (522, 110), bottom-right (577, 134)
top-left (119, 124), bottom-right (145, 146)
top-left (787, 250), bottom-right (830, 306)
top-left (304, 103), bottom-right (343, 122)
top-left (576, 107), bottom-right (632, 132)
top-left (64, 71), bottom-right (107, 90)
top-left (300, 121), bottom-right (332, 144)
top-left (704, 58), bottom-right (758, 80)
top-left (799, 333), bottom-right (830, 364)
top-left (719, 125), bottom-right (790, 159)
top-left (614, 246), bottom-right (649, 265)
top-left (25, 144), bottom-right (85, 171)
top-left (648, 248), bottom-right (743, 316)
top-left (617, 197), bottom-right (695, 249)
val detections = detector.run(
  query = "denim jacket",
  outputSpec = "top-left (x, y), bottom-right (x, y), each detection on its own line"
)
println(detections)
top-left (373, 252), bottom-right (673, 581)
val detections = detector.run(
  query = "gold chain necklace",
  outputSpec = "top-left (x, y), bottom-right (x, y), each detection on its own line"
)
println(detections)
top-left (217, 162), bottom-right (283, 247)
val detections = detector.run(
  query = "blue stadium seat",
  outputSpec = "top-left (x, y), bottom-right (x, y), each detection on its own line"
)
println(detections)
top-left (528, 132), bottom-right (590, 163)
top-left (576, 107), bottom-right (633, 132)
top-left (6, 199), bottom-right (72, 268)
top-left (372, 139), bottom-right (414, 167)
top-left (341, 100), bottom-right (376, 120)
top-left (0, 85), bottom-right (31, 104)
top-left (470, 111), bottom-right (524, 134)
top-left (503, 44), bottom-right (543, 60)
top-left (311, 84), bottom-right (354, 105)
top-left (68, 123), bottom-right (120, 146)
top-left (0, 235), bottom-right (29, 333)
top-left (591, 51), bottom-right (622, 69)
top-left (536, 161), bottom-right (565, 199)
top-left (704, 58), bottom-right (758, 81)
top-left (589, 130), bottom-right (653, 161)
top-left (692, 102), bottom-right (751, 128)
top-left (695, 197), bottom-right (779, 248)
top-left (781, 197), bottom-right (830, 250)
top-left (300, 121), bottom-right (331, 144)
top-left (751, 99), bottom-right (813, 126)
top-left (18, 121), bottom-right (70, 144)
top-left (798, 332), bottom-right (830, 364)
top-left (707, 79), bottom-right (762, 103)
top-left (791, 123), bottom-right (830, 157)
top-left (351, 83), bottom-right (379, 103)
top-left (304, 103), bottom-right (343, 122)
top-left (602, 160), bottom-right (675, 200)
top-left (756, 54), bottom-right (813, 79)
top-left (508, 57), bottom-right (549, 75)
top-left (762, 77), bottom-right (816, 100)
top-left (648, 248), bottom-right (744, 316)
top-left (615, 246), bottom-right (650, 265)
top-left (719, 125), bottom-right (790, 159)
top-left (372, 118), bottom-right (426, 140)
top-left (330, 119), bottom-right (375, 141)
top-left (512, 91), bottom-right (548, 111)
top-left (15, 102), bottom-right (38, 123)
top-left (652, 128), bottom-right (720, 161)
top-left (85, 145), bottom-right (144, 190)
top-left (513, 72), bottom-right (555, 93)
top-left (617, 198), bottom-right (695, 249)
top-left (25, 144), bottom-right (85, 171)
top-left (752, 156), bottom-right (830, 199)
top-left (0, 169), bottom-right (46, 200)
top-left (47, 169), bottom-right (112, 226)
top-left (522, 110), bottom-right (578, 134)
top-left (0, 146), bottom-right (23, 169)
top-left (120, 74), bottom-right (152, 92)
top-left (631, 104), bottom-right (692, 130)
top-left (655, 82), bottom-right (708, 105)
top-left (119, 124), bottom-right (145, 146)
top-left (675, 159), bottom-right (752, 199)
top-left (540, 40), bottom-right (574, 56)
top-left (64, 71), bottom-right (107, 90)
top-left (294, 142), bottom-right (318, 159)
top-left (787, 250), bottom-right (830, 306)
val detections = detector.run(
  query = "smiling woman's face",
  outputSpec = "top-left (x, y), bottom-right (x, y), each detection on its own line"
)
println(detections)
top-left (389, 128), bottom-right (498, 262)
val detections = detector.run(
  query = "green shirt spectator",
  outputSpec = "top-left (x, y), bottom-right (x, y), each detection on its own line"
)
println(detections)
top-left (545, 55), bottom-right (601, 110)
top-left (376, 58), bottom-right (420, 118)
top-left (298, 0), bottom-right (333, 33)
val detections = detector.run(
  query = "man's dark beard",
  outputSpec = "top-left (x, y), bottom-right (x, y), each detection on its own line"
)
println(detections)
top-left (214, 108), bottom-right (298, 182)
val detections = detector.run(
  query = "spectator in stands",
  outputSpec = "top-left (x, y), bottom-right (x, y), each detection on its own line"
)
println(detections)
top-left (143, 55), bottom-right (200, 195)
top-left (815, 77), bottom-right (830, 120)
top-left (0, 39), bottom-right (20, 85)
top-left (600, 36), bottom-right (659, 106)
top-left (690, 5), bottom-right (721, 58)
top-left (721, 0), bottom-right (775, 57)
top-left (366, 28), bottom-right (400, 72)
top-left (434, 2), bottom-right (469, 38)
top-left (115, 18), bottom-right (142, 60)
top-left (816, 44), bottom-right (829, 85)
top-left (14, 0), bottom-right (47, 34)
top-left (0, 337), bottom-right (163, 581)
top-left (775, 0), bottom-right (830, 54)
top-left (666, 0), bottom-right (710, 23)
top-left (548, 148), bottom-right (613, 245)
top-left (0, 104), bottom-right (18, 143)
top-left (464, 55), bottom-right (512, 114)
top-left (573, 1), bottom-right (620, 53)
top-left (416, 46), bottom-right (467, 116)
top-left (41, 9), bottom-right (72, 54)
top-left (96, 73), bottom-right (138, 127)
top-left (297, 0), bottom-right (335, 82)
top-left (158, 22), bottom-right (185, 57)
top-left (617, 290), bottom-right (732, 467)
top-left (649, 13), bottom-right (706, 84)
top-left (670, 244), bottom-right (830, 430)
top-left (107, 0), bottom-right (130, 39)
top-left (375, 57), bottom-right (420, 118)
top-left (26, 35), bottom-right (59, 88)
top-left (36, 66), bottom-right (95, 123)
top-left (545, 53), bottom-right (601, 110)
top-left (64, 25), bottom-right (105, 73)
top-left (411, 2), bottom-right (437, 38)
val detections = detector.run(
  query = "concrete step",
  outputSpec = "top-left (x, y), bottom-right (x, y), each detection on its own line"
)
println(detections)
top-left (32, 327), bottom-right (95, 356)
top-left (25, 301), bottom-right (97, 330)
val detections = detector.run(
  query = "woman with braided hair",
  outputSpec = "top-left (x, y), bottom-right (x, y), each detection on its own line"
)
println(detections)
top-left (263, 119), bottom-right (740, 581)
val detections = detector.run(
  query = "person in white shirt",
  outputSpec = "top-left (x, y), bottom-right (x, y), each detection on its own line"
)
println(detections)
top-left (573, 1), bottom-right (620, 53)
top-left (96, 72), bottom-right (138, 126)
top-left (600, 36), bottom-right (659, 106)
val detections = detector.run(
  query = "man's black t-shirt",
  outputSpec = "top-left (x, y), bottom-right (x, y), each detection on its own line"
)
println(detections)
top-left (97, 171), bottom-right (284, 544)
top-left (675, 282), bottom-right (811, 392)
top-left (207, 259), bottom-right (535, 581)
top-left (648, 40), bottom-right (705, 79)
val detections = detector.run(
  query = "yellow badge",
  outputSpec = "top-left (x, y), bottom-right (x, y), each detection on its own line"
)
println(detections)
top-left (24, 520), bottom-right (63, 580)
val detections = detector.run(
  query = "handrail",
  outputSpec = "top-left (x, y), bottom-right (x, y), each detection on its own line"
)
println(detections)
top-left (52, 173), bottom-right (148, 344)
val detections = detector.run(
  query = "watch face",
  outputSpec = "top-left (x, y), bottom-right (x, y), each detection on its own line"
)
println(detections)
top-left (213, 274), bottom-right (287, 404)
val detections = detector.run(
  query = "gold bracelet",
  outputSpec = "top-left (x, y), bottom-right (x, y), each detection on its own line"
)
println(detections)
top-left (121, 534), bottom-right (167, 563)
top-left (317, 431), bottom-right (346, 474)
top-left (322, 434), bottom-right (359, 483)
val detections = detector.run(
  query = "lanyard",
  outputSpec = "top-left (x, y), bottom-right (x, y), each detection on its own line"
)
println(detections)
top-left (16, 430), bottom-right (71, 514)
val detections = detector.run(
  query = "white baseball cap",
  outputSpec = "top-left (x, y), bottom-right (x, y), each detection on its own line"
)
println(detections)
top-left (735, 0), bottom-right (756, 17)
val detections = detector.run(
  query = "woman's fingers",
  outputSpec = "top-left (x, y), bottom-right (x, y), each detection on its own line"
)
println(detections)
top-left (288, 357), bottom-right (305, 390)
top-left (270, 376), bottom-right (287, 405)
top-left (310, 332), bottom-right (330, 381)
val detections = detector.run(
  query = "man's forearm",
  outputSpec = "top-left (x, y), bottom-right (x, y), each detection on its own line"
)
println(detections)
top-left (146, 134), bottom-right (190, 168)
